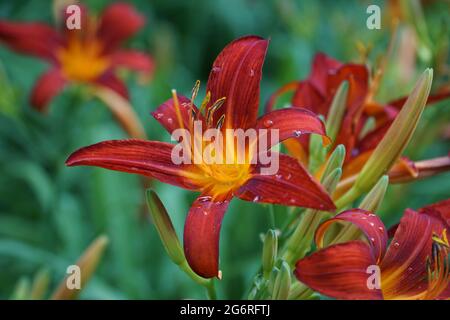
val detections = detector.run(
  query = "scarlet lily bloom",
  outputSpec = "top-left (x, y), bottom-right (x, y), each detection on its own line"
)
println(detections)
top-left (0, 2), bottom-right (153, 110)
top-left (266, 53), bottom-right (450, 193)
top-left (295, 200), bottom-right (450, 299)
top-left (66, 36), bottom-right (336, 278)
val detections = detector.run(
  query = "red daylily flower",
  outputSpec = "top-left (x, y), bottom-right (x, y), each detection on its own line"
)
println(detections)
top-left (295, 200), bottom-right (450, 300)
top-left (0, 2), bottom-right (153, 110)
top-left (66, 36), bottom-right (336, 278)
top-left (266, 53), bottom-right (450, 193)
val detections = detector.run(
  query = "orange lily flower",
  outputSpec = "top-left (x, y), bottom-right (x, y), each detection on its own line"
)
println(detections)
top-left (66, 36), bottom-right (336, 278)
top-left (295, 199), bottom-right (450, 300)
top-left (266, 53), bottom-right (450, 196)
top-left (0, 2), bottom-right (153, 110)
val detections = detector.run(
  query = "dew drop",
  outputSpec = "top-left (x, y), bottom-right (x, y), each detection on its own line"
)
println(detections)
top-left (407, 267), bottom-right (413, 272)
top-left (369, 222), bottom-right (375, 227)
top-left (263, 119), bottom-right (273, 128)
top-left (286, 173), bottom-right (292, 180)
top-left (212, 66), bottom-right (221, 73)
top-left (293, 130), bottom-right (302, 137)
top-left (198, 196), bottom-right (212, 203)
top-left (370, 237), bottom-right (375, 243)
top-left (155, 113), bottom-right (164, 119)
top-left (378, 227), bottom-right (384, 233)
top-left (393, 242), bottom-right (400, 248)
top-left (250, 69), bottom-right (255, 77)
top-left (275, 174), bottom-right (282, 179)
top-left (368, 214), bottom-right (376, 217)
top-left (253, 196), bottom-right (260, 202)
top-left (203, 210), bottom-right (209, 216)
top-left (167, 117), bottom-right (173, 124)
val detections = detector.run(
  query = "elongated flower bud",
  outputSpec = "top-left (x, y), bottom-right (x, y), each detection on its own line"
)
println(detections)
top-left (336, 69), bottom-right (433, 208)
top-left (355, 69), bottom-right (432, 191)
top-left (52, 235), bottom-right (109, 300)
top-left (271, 261), bottom-right (291, 300)
top-left (30, 269), bottom-right (50, 300)
top-left (321, 144), bottom-right (346, 181)
top-left (145, 189), bottom-right (185, 266)
top-left (326, 81), bottom-right (349, 142)
top-left (262, 230), bottom-right (278, 279)
top-left (359, 175), bottom-right (389, 212)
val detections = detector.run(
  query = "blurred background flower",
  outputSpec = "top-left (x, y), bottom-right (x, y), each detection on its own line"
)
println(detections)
top-left (0, 0), bottom-right (448, 299)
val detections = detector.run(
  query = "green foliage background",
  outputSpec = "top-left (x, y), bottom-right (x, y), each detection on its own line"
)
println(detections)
top-left (0, 0), bottom-right (448, 299)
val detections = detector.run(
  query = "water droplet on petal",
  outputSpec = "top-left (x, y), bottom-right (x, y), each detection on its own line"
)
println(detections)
top-left (253, 196), bottom-right (260, 202)
top-left (370, 237), bottom-right (375, 243)
top-left (198, 196), bottom-right (212, 203)
top-left (407, 267), bottom-right (413, 272)
top-left (368, 214), bottom-right (376, 217)
top-left (212, 66), bottom-right (221, 73)
top-left (155, 113), bottom-right (164, 119)
top-left (275, 174), bottom-right (282, 179)
top-left (203, 210), bottom-right (209, 216)
top-left (293, 130), bottom-right (302, 137)
top-left (250, 69), bottom-right (255, 77)
top-left (378, 227), bottom-right (384, 233)
top-left (286, 173), bottom-right (292, 180)
top-left (263, 119), bottom-right (273, 128)
top-left (393, 242), bottom-right (400, 248)
top-left (369, 222), bottom-right (375, 227)
top-left (167, 118), bottom-right (173, 124)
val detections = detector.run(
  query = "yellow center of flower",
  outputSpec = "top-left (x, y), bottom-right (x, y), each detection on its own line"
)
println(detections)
top-left (172, 84), bottom-right (253, 200)
top-left (57, 37), bottom-right (110, 82)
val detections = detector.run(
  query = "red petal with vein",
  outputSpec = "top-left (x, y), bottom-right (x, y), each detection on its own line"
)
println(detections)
top-left (419, 198), bottom-right (450, 228)
top-left (291, 81), bottom-right (326, 115)
top-left (65, 140), bottom-right (198, 190)
top-left (357, 121), bottom-right (391, 153)
top-left (295, 241), bottom-right (382, 300)
top-left (315, 209), bottom-right (388, 262)
top-left (255, 107), bottom-right (328, 149)
top-left (30, 69), bottom-right (66, 111)
top-left (95, 72), bottom-right (129, 99)
top-left (309, 53), bottom-right (342, 96)
top-left (151, 95), bottom-right (204, 135)
top-left (184, 198), bottom-right (230, 278)
top-left (97, 3), bottom-right (145, 52)
top-left (0, 21), bottom-right (61, 61)
top-left (330, 64), bottom-right (369, 158)
top-left (265, 80), bottom-right (299, 112)
top-left (206, 36), bottom-right (268, 130)
top-left (380, 209), bottom-right (445, 299)
top-left (237, 153), bottom-right (335, 211)
top-left (111, 50), bottom-right (154, 75)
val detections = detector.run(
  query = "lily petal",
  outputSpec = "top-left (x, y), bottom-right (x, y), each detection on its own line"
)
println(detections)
top-left (97, 3), bottom-right (145, 52)
top-left (151, 95), bottom-right (204, 135)
top-left (237, 153), bottom-right (335, 211)
top-left (309, 53), bottom-right (342, 96)
top-left (295, 241), bottom-right (382, 300)
top-left (65, 139), bottom-right (199, 190)
top-left (254, 107), bottom-right (328, 149)
top-left (0, 20), bottom-right (61, 61)
top-left (95, 72), bottom-right (129, 99)
top-left (111, 50), bottom-right (154, 75)
top-left (315, 209), bottom-right (388, 262)
top-left (184, 197), bottom-right (230, 278)
top-left (380, 209), bottom-right (444, 299)
top-left (291, 81), bottom-right (326, 115)
top-left (206, 36), bottom-right (269, 129)
top-left (419, 198), bottom-right (450, 228)
top-left (30, 69), bottom-right (66, 111)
